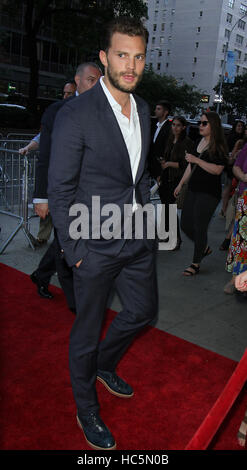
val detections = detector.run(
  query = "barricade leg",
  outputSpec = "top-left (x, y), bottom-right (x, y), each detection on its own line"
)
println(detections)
top-left (185, 349), bottom-right (247, 450)
top-left (0, 211), bottom-right (23, 254)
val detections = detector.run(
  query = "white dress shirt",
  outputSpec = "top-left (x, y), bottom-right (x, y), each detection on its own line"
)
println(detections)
top-left (153, 118), bottom-right (168, 143)
top-left (100, 76), bottom-right (142, 212)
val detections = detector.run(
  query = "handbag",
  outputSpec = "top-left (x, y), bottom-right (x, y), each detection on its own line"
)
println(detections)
top-left (176, 182), bottom-right (188, 209)
top-left (176, 158), bottom-right (200, 209)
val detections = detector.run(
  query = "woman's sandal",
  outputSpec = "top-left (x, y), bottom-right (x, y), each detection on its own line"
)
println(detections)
top-left (237, 409), bottom-right (247, 447)
top-left (183, 264), bottom-right (200, 276)
top-left (203, 246), bottom-right (213, 258)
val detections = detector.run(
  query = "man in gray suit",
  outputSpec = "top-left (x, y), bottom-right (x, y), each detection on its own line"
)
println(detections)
top-left (48, 17), bottom-right (158, 450)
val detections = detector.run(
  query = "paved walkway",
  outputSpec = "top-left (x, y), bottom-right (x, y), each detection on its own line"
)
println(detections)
top-left (1, 206), bottom-right (246, 362)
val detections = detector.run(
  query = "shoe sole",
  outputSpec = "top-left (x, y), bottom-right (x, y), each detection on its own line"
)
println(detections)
top-left (76, 416), bottom-right (116, 451)
top-left (97, 376), bottom-right (134, 398)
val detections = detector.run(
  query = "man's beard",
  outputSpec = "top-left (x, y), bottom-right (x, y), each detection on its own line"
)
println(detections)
top-left (106, 63), bottom-right (143, 93)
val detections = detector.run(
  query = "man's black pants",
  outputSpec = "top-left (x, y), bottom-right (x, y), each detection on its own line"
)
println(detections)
top-left (70, 238), bottom-right (158, 416)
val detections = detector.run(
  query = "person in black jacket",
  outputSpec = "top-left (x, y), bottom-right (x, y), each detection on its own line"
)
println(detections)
top-left (159, 116), bottom-right (194, 249)
top-left (30, 63), bottom-right (102, 305)
top-left (148, 100), bottom-right (171, 179)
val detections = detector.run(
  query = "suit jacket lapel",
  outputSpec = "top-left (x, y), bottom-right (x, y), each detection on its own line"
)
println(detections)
top-left (97, 85), bottom-right (133, 180)
top-left (135, 97), bottom-right (150, 184)
top-left (96, 82), bottom-right (149, 184)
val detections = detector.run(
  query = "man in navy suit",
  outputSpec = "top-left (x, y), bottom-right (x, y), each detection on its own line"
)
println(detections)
top-left (30, 64), bottom-right (102, 306)
top-left (149, 100), bottom-right (171, 180)
top-left (48, 17), bottom-right (158, 450)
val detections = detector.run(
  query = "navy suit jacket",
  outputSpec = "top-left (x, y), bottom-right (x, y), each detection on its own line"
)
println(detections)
top-left (148, 119), bottom-right (171, 178)
top-left (48, 81), bottom-right (153, 268)
top-left (33, 98), bottom-right (74, 199)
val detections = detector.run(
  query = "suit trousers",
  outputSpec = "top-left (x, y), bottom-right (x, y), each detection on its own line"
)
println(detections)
top-left (70, 238), bottom-right (158, 415)
top-left (36, 213), bottom-right (53, 241)
top-left (181, 189), bottom-right (219, 263)
top-left (35, 234), bottom-right (76, 311)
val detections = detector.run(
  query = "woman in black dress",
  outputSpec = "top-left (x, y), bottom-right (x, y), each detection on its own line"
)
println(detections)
top-left (159, 116), bottom-right (194, 249)
top-left (174, 111), bottom-right (228, 275)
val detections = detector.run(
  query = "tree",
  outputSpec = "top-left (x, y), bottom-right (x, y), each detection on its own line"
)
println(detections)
top-left (214, 73), bottom-right (247, 118)
top-left (2, 0), bottom-right (148, 113)
top-left (136, 69), bottom-right (202, 115)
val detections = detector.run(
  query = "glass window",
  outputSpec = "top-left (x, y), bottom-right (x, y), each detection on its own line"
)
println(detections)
top-left (238, 19), bottom-right (246, 30)
top-left (240, 3), bottom-right (247, 13)
top-left (225, 29), bottom-right (231, 39)
top-left (227, 13), bottom-right (233, 23)
top-left (42, 41), bottom-right (50, 61)
top-left (234, 49), bottom-right (241, 59)
top-left (51, 44), bottom-right (59, 63)
top-left (11, 32), bottom-right (21, 55)
top-left (236, 34), bottom-right (244, 45)
top-left (228, 0), bottom-right (235, 8)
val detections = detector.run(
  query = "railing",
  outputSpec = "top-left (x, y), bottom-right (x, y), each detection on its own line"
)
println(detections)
top-left (0, 137), bottom-right (160, 254)
top-left (6, 132), bottom-right (36, 140)
top-left (0, 143), bottom-right (38, 254)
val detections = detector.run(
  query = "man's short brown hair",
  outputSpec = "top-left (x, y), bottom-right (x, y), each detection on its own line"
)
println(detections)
top-left (102, 16), bottom-right (149, 52)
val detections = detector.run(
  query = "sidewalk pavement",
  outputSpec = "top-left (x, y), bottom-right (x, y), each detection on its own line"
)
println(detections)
top-left (1, 205), bottom-right (246, 362)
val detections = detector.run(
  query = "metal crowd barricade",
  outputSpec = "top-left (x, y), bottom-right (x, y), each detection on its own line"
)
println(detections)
top-left (7, 132), bottom-right (36, 141)
top-left (0, 142), bottom-right (38, 254)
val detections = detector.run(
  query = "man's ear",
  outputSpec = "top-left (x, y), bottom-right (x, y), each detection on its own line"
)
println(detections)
top-left (99, 50), bottom-right (107, 67)
top-left (74, 75), bottom-right (80, 88)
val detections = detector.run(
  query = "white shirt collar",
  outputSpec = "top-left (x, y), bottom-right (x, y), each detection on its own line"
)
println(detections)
top-left (157, 118), bottom-right (168, 128)
top-left (100, 76), bottom-right (137, 114)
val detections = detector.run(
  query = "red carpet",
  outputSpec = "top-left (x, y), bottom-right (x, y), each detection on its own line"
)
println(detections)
top-left (0, 262), bottom-right (246, 450)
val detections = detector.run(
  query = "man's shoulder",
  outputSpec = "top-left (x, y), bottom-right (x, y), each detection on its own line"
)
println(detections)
top-left (133, 93), bottom-right (150, 114)
top-left (42, 97), bottom-right (74, 124)
top-left (55, 84), bottom-right (102, 123)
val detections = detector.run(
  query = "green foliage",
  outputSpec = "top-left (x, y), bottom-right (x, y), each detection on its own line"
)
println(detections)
top-left (1, 0), bottom-right (148, 108)
top-left (136, 69), bottom-right (202, 115)
top-left (214, 73), bottom-right (247, 118)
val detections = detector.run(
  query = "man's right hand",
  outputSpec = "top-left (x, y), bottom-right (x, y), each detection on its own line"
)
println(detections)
top-left (34, 203), bottom-right (49, 219)
top-left (75, 259), bottom-right (82, 268)
top-left (19, 146), bottom-right (29, 155)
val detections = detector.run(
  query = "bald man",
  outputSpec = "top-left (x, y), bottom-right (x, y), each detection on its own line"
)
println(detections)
top-left (30, 63), bottom-right (102, 306)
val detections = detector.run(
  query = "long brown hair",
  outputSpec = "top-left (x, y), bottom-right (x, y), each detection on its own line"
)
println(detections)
top-left (201, 111), bottom-right (228, 162)
top-left (164, 116), bottom-right (188, 160)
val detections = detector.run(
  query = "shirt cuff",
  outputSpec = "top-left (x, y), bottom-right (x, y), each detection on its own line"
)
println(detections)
top-left (33, 198), bottom-right (48, 204)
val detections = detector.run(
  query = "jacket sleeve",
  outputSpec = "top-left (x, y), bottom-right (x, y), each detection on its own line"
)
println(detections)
top-left (48, 103), bottom-right (87, 267)
top-left (32, 106), bottom-right (54, 199)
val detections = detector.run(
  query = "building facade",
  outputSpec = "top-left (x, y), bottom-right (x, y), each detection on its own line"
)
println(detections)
top-left (0, 3), bottom-right (79, 108)
top-left (145, 0), bottom-right (247, 107)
